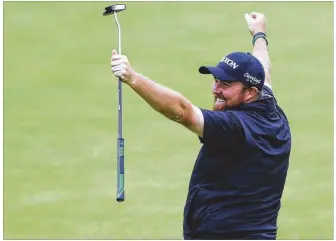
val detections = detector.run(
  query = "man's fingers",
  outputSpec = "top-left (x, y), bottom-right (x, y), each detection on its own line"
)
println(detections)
top-left (111, 55), bottom-right (121, 61)
top-left (245, 12), bottom-right (263, 21)
top-left (113, 70), bottom-right (126, 79)
top-left (251, 12), bottom-right (262, 19)
top-left (251, 12), bottom-right (265, 20)
top-left (111, 59), bottom-right (124, 67)
top-left (110, 50), bottom-right (133, 83)
top-left (112, 63), bottom-right (128, 75)
top-left (113, 70), bottom-right (122, 77)
top-left (111, 55), bottom-right (128, 63)
top-left (111, 65), bottom-right (123, 72)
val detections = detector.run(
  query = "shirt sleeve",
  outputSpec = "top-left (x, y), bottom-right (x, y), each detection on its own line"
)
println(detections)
top-left (199, 109), bottom-right (245, 147)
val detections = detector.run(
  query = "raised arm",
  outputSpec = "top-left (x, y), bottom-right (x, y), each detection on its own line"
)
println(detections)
top-left (244, 12), bottom-right (271, 87)
top-left (110, 50), bottom-right (204, 137)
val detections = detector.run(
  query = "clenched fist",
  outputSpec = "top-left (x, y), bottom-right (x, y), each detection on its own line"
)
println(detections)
top-left (111, 49), bottom-right (136, 84)
top-left (244, 12), bottom-right (267, 36)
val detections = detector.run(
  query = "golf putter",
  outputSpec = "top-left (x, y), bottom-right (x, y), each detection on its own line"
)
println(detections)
top-left (103, 4), bottom-right (127, 202)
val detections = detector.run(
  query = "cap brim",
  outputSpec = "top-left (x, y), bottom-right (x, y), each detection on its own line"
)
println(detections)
top-left (199, 66), bottom-right (237, 82)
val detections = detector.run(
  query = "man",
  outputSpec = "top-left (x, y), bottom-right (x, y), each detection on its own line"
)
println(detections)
top-left (111, 12), bottom-right (291, 240)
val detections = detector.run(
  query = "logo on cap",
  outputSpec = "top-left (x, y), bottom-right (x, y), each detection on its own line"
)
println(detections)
top-left (244, 72), bottom-right (261, 85)
top-left (220, 57), bottom-right (239, 69)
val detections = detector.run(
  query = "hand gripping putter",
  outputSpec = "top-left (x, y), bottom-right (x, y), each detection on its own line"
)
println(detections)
top-left (103, 4), bottom-right (126, 202)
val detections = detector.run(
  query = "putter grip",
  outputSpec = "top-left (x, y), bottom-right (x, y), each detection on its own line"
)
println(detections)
top-left (116, 138), bottom-right (124, 202)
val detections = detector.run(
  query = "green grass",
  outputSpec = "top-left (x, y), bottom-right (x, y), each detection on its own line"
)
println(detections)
top-left (4, 1), bottom-right (333, 239)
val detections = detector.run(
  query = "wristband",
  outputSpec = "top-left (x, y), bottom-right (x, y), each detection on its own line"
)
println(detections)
top-left (252, 32), bottom-right (268, 46)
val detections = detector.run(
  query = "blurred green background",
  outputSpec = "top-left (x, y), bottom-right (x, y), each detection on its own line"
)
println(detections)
top-left (4, 1), bottom-right (333, 239)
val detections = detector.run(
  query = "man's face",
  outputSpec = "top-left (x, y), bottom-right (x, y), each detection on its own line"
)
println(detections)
top-left (212, 79), bottom-right (248, 111)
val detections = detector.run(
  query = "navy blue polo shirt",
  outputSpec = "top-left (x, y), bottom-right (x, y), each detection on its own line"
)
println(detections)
top-left (183, 86), bottom-right (291, 239)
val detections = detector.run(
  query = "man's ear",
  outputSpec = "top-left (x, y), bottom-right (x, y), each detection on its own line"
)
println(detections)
top-left (245, 87), bottom-right (259, 101)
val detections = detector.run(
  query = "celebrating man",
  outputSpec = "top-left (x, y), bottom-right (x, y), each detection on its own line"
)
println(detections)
top-left (110, 12), bottom-right (291, 240)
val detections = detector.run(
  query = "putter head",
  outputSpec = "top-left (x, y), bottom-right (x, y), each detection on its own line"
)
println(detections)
top-left (103, 4), bottom-right (126, 16)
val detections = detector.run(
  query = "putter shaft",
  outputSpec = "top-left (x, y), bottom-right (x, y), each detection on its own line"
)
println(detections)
top-left (114, 11), bottom-right (125, 202)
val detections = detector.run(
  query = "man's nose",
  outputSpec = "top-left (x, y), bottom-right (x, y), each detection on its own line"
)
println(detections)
top-left (212, 82), bottom-right (220, 94)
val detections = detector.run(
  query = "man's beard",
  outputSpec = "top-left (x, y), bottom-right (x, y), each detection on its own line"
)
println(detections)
top-left (212, 96), bottom-right (246, 111)
top-left (213, 97), bottom-right (227, 111)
